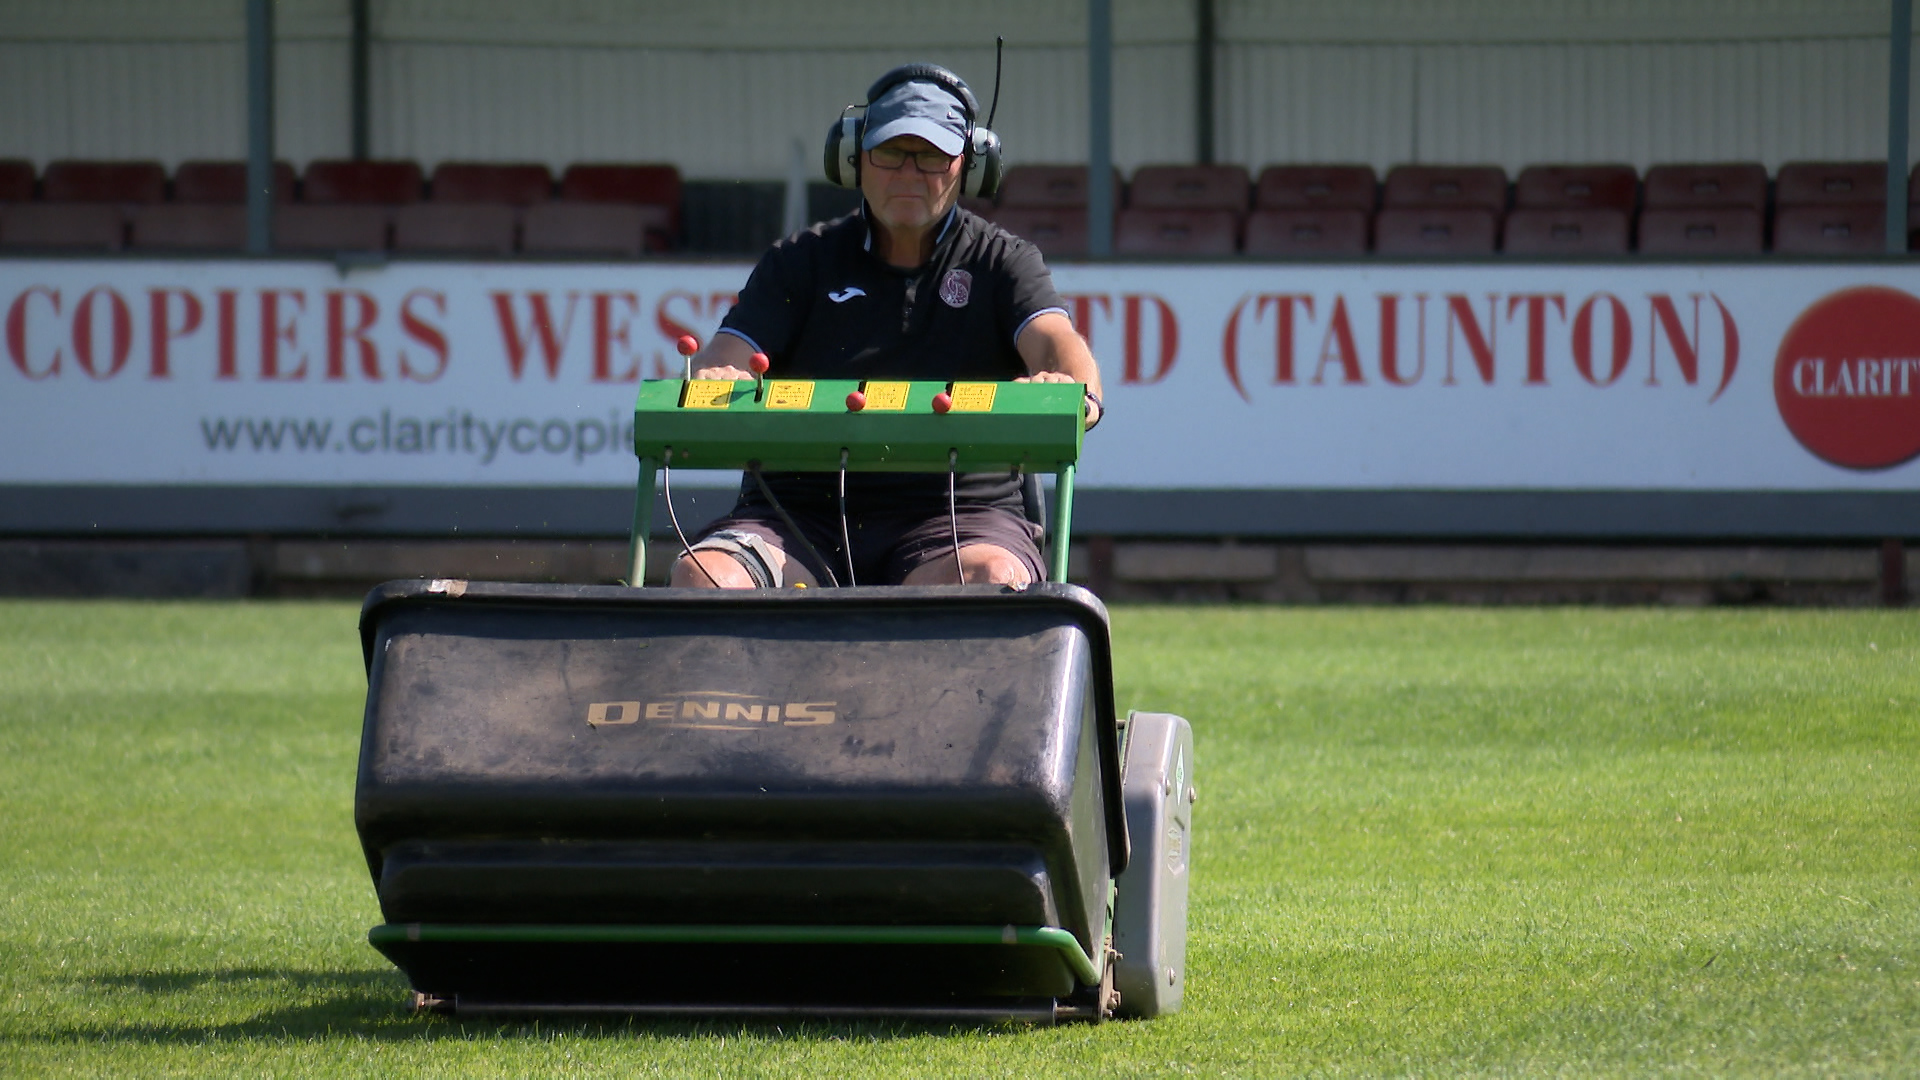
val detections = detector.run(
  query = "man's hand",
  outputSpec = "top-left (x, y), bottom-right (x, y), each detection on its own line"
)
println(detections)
top-left (688, 333), bottom-right (758, 381)
top-left (1014, 312), bottom-right (1104, 430)
top-left (694, 365), bottom-right (755, 381)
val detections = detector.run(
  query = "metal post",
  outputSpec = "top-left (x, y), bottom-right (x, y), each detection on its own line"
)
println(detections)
top-left (1196, 0), bottom-right (1215, 165)
top-left (245, 0), bottom-right (275, 255)
top-left (1050, 463), bottom-right (1076, 584)
top-left (1891, 0), bottom-right (1912, 253)
top-left (628, 457), bottom-right (657, 586)
top-left (1087, 0), bottom-right (1114, 257)
top-left (351, 0), bottom-right (371, 161)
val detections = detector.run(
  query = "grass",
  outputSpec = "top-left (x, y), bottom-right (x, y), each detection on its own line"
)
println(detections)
top-left (0, 600), bottom-right (1915, 1077)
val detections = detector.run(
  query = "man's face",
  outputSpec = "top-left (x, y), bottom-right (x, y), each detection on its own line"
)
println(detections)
top-left (860, 135), bottom-right (962, 233)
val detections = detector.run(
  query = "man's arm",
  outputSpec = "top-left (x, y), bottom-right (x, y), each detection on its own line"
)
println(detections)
top-left (1014, 311), bottom-right (1104, 428)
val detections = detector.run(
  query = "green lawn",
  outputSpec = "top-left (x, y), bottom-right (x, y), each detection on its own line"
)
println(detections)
top-left (1, 601), bottom-right (1915, 1077)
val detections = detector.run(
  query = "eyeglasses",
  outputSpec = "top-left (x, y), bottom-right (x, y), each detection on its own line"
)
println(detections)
top-left (867, 145), bottom-right (957, 174)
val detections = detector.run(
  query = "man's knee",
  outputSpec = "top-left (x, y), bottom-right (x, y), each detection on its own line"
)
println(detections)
top-left (904, 543), bottom-right (1034, 587)
top-left (671, 549), bottom-right (758, 588)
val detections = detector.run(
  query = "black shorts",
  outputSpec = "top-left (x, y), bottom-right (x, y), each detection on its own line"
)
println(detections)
top-left (690, 502), bottom-right (1046, 586)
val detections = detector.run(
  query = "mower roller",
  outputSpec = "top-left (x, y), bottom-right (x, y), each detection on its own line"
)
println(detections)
top-left (354, 373), bottom-right (1193, 1022)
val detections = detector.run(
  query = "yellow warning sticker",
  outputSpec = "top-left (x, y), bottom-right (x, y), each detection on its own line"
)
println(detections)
top-left (862, 381), bottom-right (910, 410)
top-left (766, 380), bottom-right (815, 410)
top-left (681, 380), bottom-right (734, 409)
top-left (949, 382), bottom-right (997, 412)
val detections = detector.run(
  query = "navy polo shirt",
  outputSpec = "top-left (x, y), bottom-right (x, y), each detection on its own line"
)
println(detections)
top-left (717, 205), bottom-right (1069, 515)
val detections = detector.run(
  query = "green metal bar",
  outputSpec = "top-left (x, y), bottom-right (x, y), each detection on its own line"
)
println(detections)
top-left (1050, 463), bottom-right (1075, 584)
top-left (369, 922), bottom-right (1102, 987)
top-left (628, 455), bottom-right (656, 587)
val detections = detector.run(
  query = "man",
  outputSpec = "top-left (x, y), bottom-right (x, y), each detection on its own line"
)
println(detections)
top-left (672, 65), bottom-right (1102, 590)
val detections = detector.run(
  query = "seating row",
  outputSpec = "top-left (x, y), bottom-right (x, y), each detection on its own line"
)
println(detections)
top-left (0, 202), bottom-right (673, 257)
top-left (991, 203), bottom-right (1894, 257)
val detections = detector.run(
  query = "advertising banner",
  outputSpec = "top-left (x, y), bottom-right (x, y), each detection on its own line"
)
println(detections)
top-left (3, 258), bottom-right (1918, 493)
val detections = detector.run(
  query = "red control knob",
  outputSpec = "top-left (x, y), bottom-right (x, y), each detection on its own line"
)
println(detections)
top-left (845, 390), bottom-right (867, 412)
top-left (931, 392), bottom-right (953, 414)
top-left (749, 352), bottom-right (770, 375)
top-left (676, 335), bottom-right (699, 357)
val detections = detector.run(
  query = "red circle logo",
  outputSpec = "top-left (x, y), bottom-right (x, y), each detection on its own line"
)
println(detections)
top-left (1773, 286), bottom-right (1920, 470)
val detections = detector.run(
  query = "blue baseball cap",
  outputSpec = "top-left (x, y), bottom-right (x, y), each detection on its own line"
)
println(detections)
top-left (862, 80), bottom-right (968, 157)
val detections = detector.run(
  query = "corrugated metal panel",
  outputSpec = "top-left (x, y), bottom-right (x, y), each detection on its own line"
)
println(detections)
top-left (1414, 38), bottom-right (1890, 170)
top-left (1218, 43), bottom-right (1417, 170)
top-left (0, 42), bottom-right (246, 166)
top-left (374, 40), bottom-right (1190, 179)
top-left (1219, 0), bottom-right (1896, 43)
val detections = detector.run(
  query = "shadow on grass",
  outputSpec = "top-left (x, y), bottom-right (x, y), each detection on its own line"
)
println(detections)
top-left (27, 968), bottom-right (1040, 1045)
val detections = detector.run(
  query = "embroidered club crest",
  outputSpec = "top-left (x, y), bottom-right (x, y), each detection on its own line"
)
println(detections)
top-left (938, 269), bottom-right (973, 309)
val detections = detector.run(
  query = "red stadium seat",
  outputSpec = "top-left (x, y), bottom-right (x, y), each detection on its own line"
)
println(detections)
top-left (1242, 208), bottom-right (1368, 256)
top-left (392, 203), bottom-right (517, 254)
top-left (1514, 165), bottom-right (1637, 212)
top-left (0, 160), bottom-right (34, 202)
top-left (1114, 207), bottom-right (1238, 256)
top-left (302, 160), bottom-right (424, 205)
top-left (1373, 207), bottom-right (1499, 255)
top-left (1253, 165), bottom-right (1376, 211)
top-left (129, 204), bottom-right (247, 251)
top-left (272, 204), bottom-right (390, 251)
top-left (1636, 207), bottom-right (1764, 255)
top-left (996, 165), bottom-right (1120, 209)
top-left (1642, 163), bottom-right (1767, 210)
top-left (559, 164), bottom-right (682, 238)
top-left (521, 202), bottom-right (670, 257)
top-left (41, 160), bottom-right (166, 204)
top-left (429, 163), bottom-right (553, 206)
top-left (1127, 165), bottom-right (1250, 215)
top-left (1773, 204), bottom-right (1886, 254)
top-left (1501, 208), bottom-right (1629, 255)
top-left (1775, 161), bottom-right (1885, 206)
top-left (173, 160), bottom-right (297, 203)
top-left (0, 204), bottom-right (125, 250)
top-left (989, 207), bottom-right (1092, 258)
top-left (1382, 165), bottom-right (1507, 212)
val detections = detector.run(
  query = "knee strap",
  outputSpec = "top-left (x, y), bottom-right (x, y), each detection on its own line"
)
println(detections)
top-left (684, 528), bottom-right (785, 588)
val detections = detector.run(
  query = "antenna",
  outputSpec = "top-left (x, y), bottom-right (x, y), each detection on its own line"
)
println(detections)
top-left (986, 36), bottom-right (1004, 129)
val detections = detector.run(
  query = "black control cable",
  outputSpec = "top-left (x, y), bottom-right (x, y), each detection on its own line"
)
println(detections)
top-left (947, 448), bottom-right (964, 585)
top-left (837, 448), bottom-right (857, 587)
top-left (746, 462), bottom-right (840, 587)
top-left (661, 449), bottom-right (720, 588)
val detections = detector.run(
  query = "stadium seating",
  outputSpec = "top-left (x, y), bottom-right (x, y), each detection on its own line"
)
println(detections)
top-left (990, 206), bottom-right (1092, 258)
top-left (521, 202), bottom-right (668, 257)
top-left (0, 204), bottom-right (125, 250)
top-left (1636, 207), bottom-right (1764, 256)
top-left (0, 160), bottom-right (34, 202)
top-left (1242, 208), bottom-right (1368, 255)
top-left (1502, 208), bottom-right (1629, 255)
top-left (1514, 165), bottom-right (1637, 212)
top-left (302, 160), bottom-right (424, 205)
top-left (1374, 207), bottom-right (1498, 255)
top-left (1775, 161), bottom-right (1884, 207)
top-left (996, 165), bottom-right (1121, 209)
top-left (392, 203), bottom-right (517, 255)
top-left (1114, 207), bottom-right (1238, 256)
top-left (1253, 165), bottom-right (1376, 211)
top-left (1773, 204), bottom-right (1886, 255)
top-left (41, 160), bottom-right (166, 204)
top-left (559, 164), bottom-right (682, 239)
top-left (1382, 165), bottom-right (1508, 212)
top-left (173, 160), bottom-right (297, 203)
top-left (272, 204), bottom-right (391, 252)
top-left (1642, 163), bottom-right (1767, 209)
top-left (430, 163), bottom-right (553, 205)
top-left (1127, 165), bottom-right (1251, 218)
top-left (129, 204), bottom-right (247, 251)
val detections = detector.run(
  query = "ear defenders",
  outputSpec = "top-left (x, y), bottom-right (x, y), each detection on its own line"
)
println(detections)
top-left (822, 63), bottom-right (1004, 200)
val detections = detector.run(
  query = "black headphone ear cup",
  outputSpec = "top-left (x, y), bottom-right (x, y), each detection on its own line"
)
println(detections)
top-left (821, 115), bottom-right (863, 189)
top-left (965, 127), bottom-right (1003, 200)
